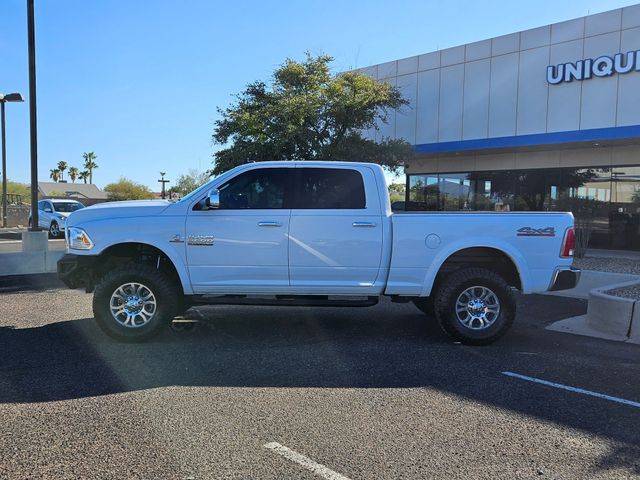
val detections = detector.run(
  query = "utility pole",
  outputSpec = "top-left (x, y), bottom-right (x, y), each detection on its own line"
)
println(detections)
top-left (158, 172), bottom-right (169, 200)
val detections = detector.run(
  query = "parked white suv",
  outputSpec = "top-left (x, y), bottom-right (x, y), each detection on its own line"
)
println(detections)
top-left (30, 199), bottom-right (85, 238)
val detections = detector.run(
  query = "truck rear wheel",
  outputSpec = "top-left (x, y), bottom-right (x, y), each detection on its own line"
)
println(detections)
top-left (93, 264), bottom-right (179, 342)
top-left (433, 268), bottom-right (515, 345)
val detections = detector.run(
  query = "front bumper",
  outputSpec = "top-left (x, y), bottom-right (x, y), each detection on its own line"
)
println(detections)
top-left (548, 267), bottom-right (581, 291)
top-left (57, 253), bottom-right (98, 291)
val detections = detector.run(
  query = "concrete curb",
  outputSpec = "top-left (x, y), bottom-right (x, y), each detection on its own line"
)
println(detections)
top-left (547, 278), bottom-right (640, 345)
top-left (0, 251), bottom-right (65, 276)
top-left (588, 280), bottom-right (639, 342)
top-left (542, 270), bottom-right (640, 300)
top-left (631, 301), bottom-right (640, 342)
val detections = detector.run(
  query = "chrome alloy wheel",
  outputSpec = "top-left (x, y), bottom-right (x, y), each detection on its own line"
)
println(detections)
top-left (455, 286), bottom-right (501, 330)
top-left (109, 282), bottom-right (157, 328)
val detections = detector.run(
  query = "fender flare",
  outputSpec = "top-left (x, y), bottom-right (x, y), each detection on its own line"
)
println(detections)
top-left (94, 239), bottom-right (193, 295)
top-left (419, 237), bottom-right (530, 297)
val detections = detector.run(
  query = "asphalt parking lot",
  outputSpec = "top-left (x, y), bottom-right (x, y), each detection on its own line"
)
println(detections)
top-left (1, 277), bottom-right (639, 479)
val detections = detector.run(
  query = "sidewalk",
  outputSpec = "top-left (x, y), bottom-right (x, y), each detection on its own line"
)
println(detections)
top-left (543, 248), bottom-right (640, 300)
top-left (586, 248), bottom-right (640, 260)
top-left (543, 270), bottom-right (640, 300)
top-left (545, 248), bottom-right (640, 344)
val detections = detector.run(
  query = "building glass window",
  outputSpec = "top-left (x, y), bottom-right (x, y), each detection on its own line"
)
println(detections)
top-left (475, 171), bottom-right (516, 211)
top-left (406, 164), bottom-right (640, 250)
top-left (610, 167), bottom-right (640, 250)
top-left (514, 171), bottom-right (550, 211)
top-left (557, 168), bottom-right (611, 249)
top-left (439, 174), bottom-right (474, 210)
top-left (408, 174), bottom-right (439, 210)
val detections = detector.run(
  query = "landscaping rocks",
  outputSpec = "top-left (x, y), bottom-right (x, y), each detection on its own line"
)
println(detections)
top-left (573, 256), bottom-right (640, 276)
top-left (606, 285), bottom-right (640, 300)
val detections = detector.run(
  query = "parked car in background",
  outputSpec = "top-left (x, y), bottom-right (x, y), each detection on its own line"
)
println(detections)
top-left (29, 199), bottom-right (85, 238)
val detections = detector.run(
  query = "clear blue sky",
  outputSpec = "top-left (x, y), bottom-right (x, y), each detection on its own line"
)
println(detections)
top-left (1, 0), bottom-right (637, 190)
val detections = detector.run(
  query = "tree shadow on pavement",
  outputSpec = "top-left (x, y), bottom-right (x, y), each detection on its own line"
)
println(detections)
top-left (0, 296), bottom-right (638, 476)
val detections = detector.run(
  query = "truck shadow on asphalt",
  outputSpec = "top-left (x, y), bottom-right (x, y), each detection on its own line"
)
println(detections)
top-left (0, 295), bottom-right (638, 475)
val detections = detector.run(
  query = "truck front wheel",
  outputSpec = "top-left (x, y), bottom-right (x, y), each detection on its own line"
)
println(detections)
top-left (433, 268), bottom-right (515, 345)
top-left (93, 264), bottom-right (179, 342)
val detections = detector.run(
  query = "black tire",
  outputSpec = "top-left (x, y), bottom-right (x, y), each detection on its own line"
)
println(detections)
top-left (93, 263), bottom-right (180, 342)
top-left (412, 297), bottom-right (435, 318)
top-left (433, 267), bottom-right (515, 345)
top-left (49, 221), bottom-right (60, 239)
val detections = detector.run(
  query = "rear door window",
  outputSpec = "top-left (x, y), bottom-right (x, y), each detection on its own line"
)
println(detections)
top-left (294, 168), bottom-right (366, 209)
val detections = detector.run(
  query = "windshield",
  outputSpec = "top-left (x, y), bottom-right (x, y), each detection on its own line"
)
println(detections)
top-left (53, 202), bottom-right (84, 213)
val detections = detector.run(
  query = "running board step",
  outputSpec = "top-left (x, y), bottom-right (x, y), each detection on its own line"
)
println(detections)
top-left (192, 295), bottom-right (379, 308)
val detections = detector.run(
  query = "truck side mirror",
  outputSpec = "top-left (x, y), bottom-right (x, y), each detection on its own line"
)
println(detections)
top-left (205, 189), bottom-right (220, 209)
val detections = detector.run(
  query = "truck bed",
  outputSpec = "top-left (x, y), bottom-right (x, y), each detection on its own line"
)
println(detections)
top-left (385, 211), bottom-right (574, 296)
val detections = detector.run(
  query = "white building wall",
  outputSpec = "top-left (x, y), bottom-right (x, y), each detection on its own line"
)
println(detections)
top-left (355, 4), bottom-right (640, 145)
top-left (618, 26), bottom-right (640, 125)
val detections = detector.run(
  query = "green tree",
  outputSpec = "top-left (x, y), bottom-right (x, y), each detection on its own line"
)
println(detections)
top-left (388, 182), bottom-right (406, 204)
top-left (211, 53), bottom-right (413, 175)
top-left (57, 161), bottom-right (68, 181)
top-left (82, 152), bottom-right (98, 183)
top-left (49, 168), bottom-right (60, 182)
top-left (171, 169), bottom-right (210, 196)
top-left (0, 179), bottom-right (31, 199)
top-left (68, 166), bottom-right (79, 183)
top-left (104, 177), bottom-right (154, 201)
top-left (78, 170), bottom-right (90, 184)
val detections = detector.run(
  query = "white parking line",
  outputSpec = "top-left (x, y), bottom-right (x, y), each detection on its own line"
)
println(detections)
top-left (502, 371), bottom-right (640, 408)
top-left (264, 442), bottom-right (351, 480)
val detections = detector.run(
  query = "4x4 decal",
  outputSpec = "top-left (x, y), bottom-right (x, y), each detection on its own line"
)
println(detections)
top-left (517, 227), bottom-right (556, 237)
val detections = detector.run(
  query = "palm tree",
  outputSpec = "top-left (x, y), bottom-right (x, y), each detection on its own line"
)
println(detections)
top-left (49, 169), bottom-right (61, 182)
top-left (82, 152), bottom-right (98, 184)
top-left (68, 166), bottom-right (79, 183)
top-left (57, 161), bottom-right (68, 182)
top-left (78, 170), bottom-right (89, 184)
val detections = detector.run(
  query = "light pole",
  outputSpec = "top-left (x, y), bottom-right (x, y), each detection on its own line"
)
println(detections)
top-left (27, 0), bottom-right (40, 231)
top-left (0, 93), bottom-right (24, 228)
top-left (158, 172), bottom-right (169, 199)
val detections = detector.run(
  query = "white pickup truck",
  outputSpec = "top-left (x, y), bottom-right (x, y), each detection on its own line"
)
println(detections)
top-left (58, 161), bottom-right (579, 345)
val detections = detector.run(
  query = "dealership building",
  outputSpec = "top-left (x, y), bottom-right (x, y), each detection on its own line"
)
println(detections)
top-left (357, 4), bottom-right (640, 250)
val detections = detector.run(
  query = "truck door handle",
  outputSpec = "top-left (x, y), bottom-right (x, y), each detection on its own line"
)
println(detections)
top-left (258, 221), bottom-right (282, 227)
top-left (352, 221), bottom-right (376, 227)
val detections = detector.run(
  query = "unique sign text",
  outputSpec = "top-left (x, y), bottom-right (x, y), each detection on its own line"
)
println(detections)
top-left (547, 51), bottom-right (639, 84)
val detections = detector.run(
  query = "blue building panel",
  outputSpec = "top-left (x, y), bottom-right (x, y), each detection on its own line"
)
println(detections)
top-left (415, 125), bottom-right (640, 154)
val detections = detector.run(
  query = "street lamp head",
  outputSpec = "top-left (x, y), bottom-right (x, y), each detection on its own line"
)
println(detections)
top-left (0, 93), bottom-right (25, 102)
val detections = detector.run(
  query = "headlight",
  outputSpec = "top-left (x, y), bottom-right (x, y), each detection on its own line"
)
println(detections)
top-left (67, 227), bottom-right (94, 250)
